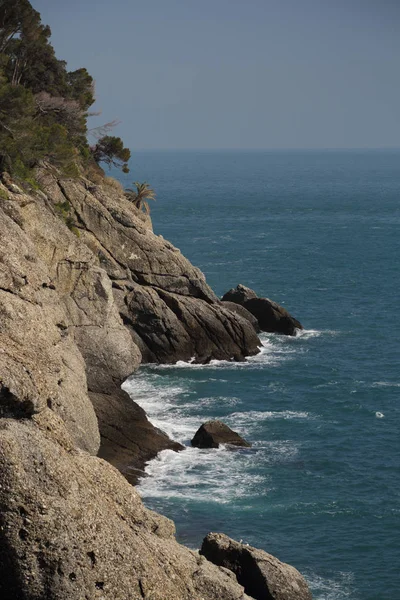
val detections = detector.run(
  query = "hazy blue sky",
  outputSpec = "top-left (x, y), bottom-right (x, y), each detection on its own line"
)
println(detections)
top-left (34, 0), bottom-right (400, 150)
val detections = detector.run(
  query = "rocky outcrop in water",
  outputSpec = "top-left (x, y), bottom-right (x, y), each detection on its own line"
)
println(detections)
top-left (222, 284), bottom-right (258, 305)
top-left (222, 285), bottom-right (303, 336)
top-left (89, 385), bottom-right (183, 485)
top-left (221, 300), bottom-right (261, 333)
top-left (201, 533), bottom-right (312, 600)
top-left (191, 420), bottom-right (251, 448)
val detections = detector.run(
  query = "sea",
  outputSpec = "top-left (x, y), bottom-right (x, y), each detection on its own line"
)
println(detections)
top-left (115, 149), bottom-right (400, 600)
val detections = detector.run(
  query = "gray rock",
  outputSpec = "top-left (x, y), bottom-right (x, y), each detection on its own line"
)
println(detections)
top-left (222, 285), bottom-right (303, 336)
top-left (90, 385), bottom-right (184, 485)
top-left (244, 298), bottom-right (303, 336)
top-left (201, 532), bottom-right (312, 600)
top-left (191, 420), bottom-right (251, 449)
top-left (1, 172), bottom-right (23, 194)
top-left (0, 205), bottom-right (100, 454)
top-left (50, 175), bottom-right (261, 363)
top-left (0, 180), bottom-right (182, 477)
top-left (0, 417), bottom-right (250, 600)
top-left (222, 300), bottom-right (261, 333)
top-left (222, 284), bottom-right (258, 304)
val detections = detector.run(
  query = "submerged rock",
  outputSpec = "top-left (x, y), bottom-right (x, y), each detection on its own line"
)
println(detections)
top-left (191, 420), bottom-right (251, 449)
top-left (222, 285), bottom-right (303, 336)
top-left (201, 532), bottom-right (312, 600)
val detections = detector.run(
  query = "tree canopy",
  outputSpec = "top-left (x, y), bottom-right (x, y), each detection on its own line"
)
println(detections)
top-left (92, 136), bottom-right (131, 174)
top-left (0, 0), bottom-right (130, 179)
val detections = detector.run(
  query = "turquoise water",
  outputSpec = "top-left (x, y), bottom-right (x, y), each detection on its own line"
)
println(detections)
top-left (119, 150), bottom-right (400, 600)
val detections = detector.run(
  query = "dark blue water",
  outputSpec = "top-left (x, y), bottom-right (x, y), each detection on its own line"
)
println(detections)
top-left (119, 150), bottom-right (400, 600)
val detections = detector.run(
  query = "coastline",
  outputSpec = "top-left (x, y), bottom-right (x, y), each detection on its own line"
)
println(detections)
top-left (0, 169), bottom-right (312, 599)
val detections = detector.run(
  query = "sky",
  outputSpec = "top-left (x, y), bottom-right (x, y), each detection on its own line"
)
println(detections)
top-left (33, 0), bottom-right (400, 150)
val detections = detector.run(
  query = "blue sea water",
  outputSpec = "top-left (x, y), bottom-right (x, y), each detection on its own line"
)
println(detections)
top-left (118, 150), bottom-right (400, 600)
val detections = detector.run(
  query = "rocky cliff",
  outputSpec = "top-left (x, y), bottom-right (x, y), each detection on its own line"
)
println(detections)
top-left (0, 170), bottom-right (311, 599)
top-left (1, 170), bottom-right (260, 479)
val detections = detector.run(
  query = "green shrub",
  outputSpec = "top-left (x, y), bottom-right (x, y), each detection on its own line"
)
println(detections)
top-left (54, 200), bottom-right (79, 235)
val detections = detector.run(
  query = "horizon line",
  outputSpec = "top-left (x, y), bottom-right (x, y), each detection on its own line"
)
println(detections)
top-left (130, 146), bottom-right (400, 152)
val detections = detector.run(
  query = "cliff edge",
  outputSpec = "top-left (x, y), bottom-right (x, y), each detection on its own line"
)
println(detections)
top-left (0, 171), bottom-right (311, 599)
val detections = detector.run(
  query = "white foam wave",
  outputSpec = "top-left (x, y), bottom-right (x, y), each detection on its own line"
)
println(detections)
top-left (294, 328), bottom-right (339, 339)
top-left (227, 410), bottom-right (312, 423)
top-left (152, 338), bottom-right (296, 372)
top-left (138, 446), bottom-right (268, 503)
top-left (124, 379), bottom-right (301, 505)
top-left (137, 327), bottom-right (329, 374)
top-left (123, 377), bottom-right (243, 442)
top-left (123, 371), bottom-right (312, 445)
top-left (155, 354), bottom-right (280, 370)
top-left (305, 570), bottom-right (356, 600)
top-left (122, 376), bottom-right (196, 440)
top-left (137, 437), bottom-right (300, 503)
top-left (191, 395), bottom-right (240, 408)
top-left (122, 329), bottom-right (320, 503)
top-left (315, 381), bottom-right (339, 389)
top-left (224, 410), bottom-right (314, 437)
top-left (372, 381), bottom-right (400, 388)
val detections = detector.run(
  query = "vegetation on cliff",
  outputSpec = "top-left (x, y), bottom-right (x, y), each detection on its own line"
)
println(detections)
top-left (125, 181), bottom-right (156, 213)
top-left (0, 0), bottom-right (130, 180)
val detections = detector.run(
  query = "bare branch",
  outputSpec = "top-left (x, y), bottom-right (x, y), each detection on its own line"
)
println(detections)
top-left (88, 119), bottom-right (121, 140)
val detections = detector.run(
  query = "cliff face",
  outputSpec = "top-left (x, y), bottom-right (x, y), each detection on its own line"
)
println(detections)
top-left (0, 171), bottom-right (267, 599)
top-left (0, 173), bottom-right (186, 483)
top-left (0, 418), bottom-right (255, 600)
top-left (40, 172), bottom-right (261, 365)
top-left (29, 168), bottom-right (260, 477)
top-left (0, 171), bottom-right (313, 599)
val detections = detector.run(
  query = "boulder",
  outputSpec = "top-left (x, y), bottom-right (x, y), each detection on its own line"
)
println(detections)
top-left (222, 285), bottom-right (303, 336)
top-left (222, 301), bottom-right (260, 333)
top-left (222, 284), bottom-right (258, 304)
top-left (201, 533), bottom-right (312, 600)
top-left (191, 420), bottom-right (251, 449)
top-left (244, 298), bottom-right (303, 336)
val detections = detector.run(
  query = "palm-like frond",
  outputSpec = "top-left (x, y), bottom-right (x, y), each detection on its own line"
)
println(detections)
top-left (125, 181), bottom-right (156, 213)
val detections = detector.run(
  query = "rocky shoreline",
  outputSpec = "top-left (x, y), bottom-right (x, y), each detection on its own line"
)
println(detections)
top-left (0, 169), bottom-right (310, 599)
